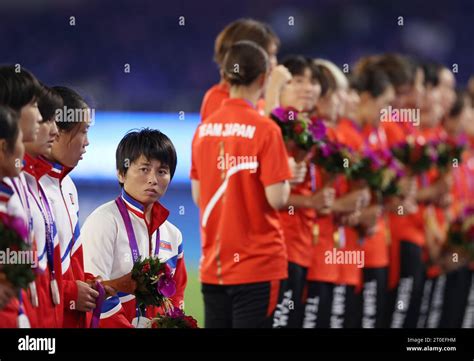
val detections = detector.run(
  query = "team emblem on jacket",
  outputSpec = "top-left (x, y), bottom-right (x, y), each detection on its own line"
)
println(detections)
top-left (159, 240), bottom-right (172, 251)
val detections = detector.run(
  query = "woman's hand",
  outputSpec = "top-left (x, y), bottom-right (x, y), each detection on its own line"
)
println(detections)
top-left (264, 65), bottom-right (292, 116)
top-left (87, 276), bottom-right (117, 298)
top-left (75, 280), bottom-right (99, 312)
top-left (288, 157), bottom-right (307, 185)
top-left (311, 187), bottom-right (336, 214)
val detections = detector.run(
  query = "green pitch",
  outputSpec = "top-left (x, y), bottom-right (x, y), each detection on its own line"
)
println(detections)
top-left (184, 267), bottom-right (204, 327)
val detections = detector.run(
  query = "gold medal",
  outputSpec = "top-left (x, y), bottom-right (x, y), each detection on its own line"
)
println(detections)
top-left (312, 224), bottom-right (319, 245)
top-left (333, 229), bottom-right (339, 248)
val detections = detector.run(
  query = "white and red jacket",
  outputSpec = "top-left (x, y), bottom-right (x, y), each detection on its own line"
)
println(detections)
top-left (40, 159), bottom-right (88, 328)
top-left (22, 155), bottom-right (64, 327)
top-left (0, 179), bottom-right (37, 328)
top-left (80, 189), bottom-right (187, 328)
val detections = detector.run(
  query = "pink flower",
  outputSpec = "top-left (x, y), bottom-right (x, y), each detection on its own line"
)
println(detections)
top-left (167, 307), bottom-right (185, 318)
top-left (156, 272), bottom-right (176, 298)
top-left (271, 107), bottom-right (288, 122)
top-left (0, 213), bottom-right (28, 240)
top-left (271, 107), bottom-right (299, 123)
top-left (308, 119), bottom-right (326, 141)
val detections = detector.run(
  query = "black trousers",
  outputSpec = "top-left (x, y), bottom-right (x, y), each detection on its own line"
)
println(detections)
top-left (303, 281), bottom-right (334, 328)
top-left (331, 284), bottom-right (359, 328)
top-left (389, 241), bottom-right (426, 328)
top-left (439, 266), bottom-right (472, 328)
top-left (360, 267), bottom-right (388, 328)
top-left (273, 262), bottom-right (307, 328)
top-left (417, 275), bottom-right (436, 328)
top-left (425, 273), bottom-right (447, 328)
top-left (202, 280), bottom-right (286, 328)
top-left (462, 271), bottom-right (474, 328)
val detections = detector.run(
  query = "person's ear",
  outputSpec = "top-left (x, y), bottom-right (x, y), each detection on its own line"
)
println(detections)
top-left (117, 170), bottom-right (126, 184)
top-left (0, 139), bottom-right (7, 152)
top-left (258, 72), bottom-right (267, 88)
top-left (0, 139), bottom-right (6, 163)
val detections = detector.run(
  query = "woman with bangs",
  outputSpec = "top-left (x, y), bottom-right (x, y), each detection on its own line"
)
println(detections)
top-left (0, 66), bottom-right (43, 327)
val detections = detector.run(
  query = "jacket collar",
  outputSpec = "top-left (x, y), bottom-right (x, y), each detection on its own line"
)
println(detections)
top-left (120, 188), bottom-right (170, 235)
top-left (0, 180), bottom-right (14, 204)
top-left (23, 154), bottom-right (53, 181)
top-left (43, 158), bottom-right (74, 181)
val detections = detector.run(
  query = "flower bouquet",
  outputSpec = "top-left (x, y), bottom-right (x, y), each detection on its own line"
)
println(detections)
top-left (310, 138), bottom-right (354, 177)
top-left (132, 257), bottom-right (176, 307)
top-left (429, 138), bottom-right (465, 173)
top-left (102, 256), bottom-right (176, 308)
top-left (348, 148), bottom-right (405, 199)
top-left (271, 107), bottom-right (326, 161)
top-left (438, 206), bottom-right (474, 271)
top-left (0, 213), bottom-right (36, 290)
top-left (390, 136), bottom-right (438, 175)
top-left (151, 307), bottom-right (199, 329)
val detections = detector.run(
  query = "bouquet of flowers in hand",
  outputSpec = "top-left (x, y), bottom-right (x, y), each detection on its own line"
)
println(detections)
top-left (131, 257), bottom-right (176, 308)
top-left (0, 213), bottom-right (36, 290)
top-left (311, 138), bottom-right (354, 176)
top-left (348, 148), bottom-right (405, 198)
top-left (151, 307), bottom-right (199, 329)
top-left (271, 107), bottom-right (326, 152)
top-left (430, 138), bottom-right (465, 173)
top-left (437, 206), bottom-right (474, 271)
top-left (390, 136), bottom-right (438, 175)
top-left (444, 207), bottom-right (474, 261)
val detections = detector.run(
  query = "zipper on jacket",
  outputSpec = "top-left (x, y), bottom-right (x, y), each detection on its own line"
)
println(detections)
top-left (59, 183), bottom-right (76, 262)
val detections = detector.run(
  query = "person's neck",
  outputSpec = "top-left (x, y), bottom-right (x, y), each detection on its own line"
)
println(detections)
top-left (26, 151), bottom-right (39, 160)
top-left (42, 153), bottom-right (54, 162)
top-left (347, 114), bottom-right (362, 128)
top-left (355, 108), bottom-right (370, 128)
top-left (229, 86), bottom-right (260, 107)
top-left (144, 203), bottom-right (153, 223)
top-left (445, 127), bottom-right (456, 138)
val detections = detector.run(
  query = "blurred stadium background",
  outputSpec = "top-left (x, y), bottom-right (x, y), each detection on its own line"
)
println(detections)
top-left (1, 0), bottom-right (472, 326)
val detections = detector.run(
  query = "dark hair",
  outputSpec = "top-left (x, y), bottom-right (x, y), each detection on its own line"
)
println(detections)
top-left (374, 54), bottom-right (414, 89)
top-left (449, 89), bottom-right (470, 118)
top-left (52, 86), bottom-right (88, 132)
top-left (313, 63), bottom-right (337, 97)
top-left (0, 65), bottom-right (42, 112)
top-left (116, 128), bottom-right (177, 186)
top-left (353, 55), bottom-right (380, 75)
top-left (421, 62), bottom-right (442, 87)
top-left (214, 18), bottom-right (279, 68)
top-left (38, 85), bottom-right (63, 122)
top-left (222, 40), bottom-right (268, 86)
top-left (0, 106), bottom-right (20, 152)
top-left (353, 64), bottom-right (392, 97)
top-left (281, 55), bottom-right (311, 77)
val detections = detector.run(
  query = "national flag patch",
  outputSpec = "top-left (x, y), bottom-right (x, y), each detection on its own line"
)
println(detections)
top-left (159, 240), bottom-right (172, 251)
